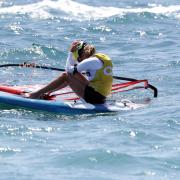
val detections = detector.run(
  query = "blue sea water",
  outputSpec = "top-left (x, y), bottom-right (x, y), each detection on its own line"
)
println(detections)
top-left (0, 0), bottom-right (180, 179)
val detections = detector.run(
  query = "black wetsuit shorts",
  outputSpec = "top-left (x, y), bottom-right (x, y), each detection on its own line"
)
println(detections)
top-left (84, 85), bottom-right (106, 104)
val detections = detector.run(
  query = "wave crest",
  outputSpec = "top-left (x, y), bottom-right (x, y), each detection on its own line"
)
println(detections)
top-left (0, 0), bottom-right (179, 20)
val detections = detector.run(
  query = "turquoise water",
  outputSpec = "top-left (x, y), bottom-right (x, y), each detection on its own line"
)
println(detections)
top-left (0, 0), bottom-right (180, 179)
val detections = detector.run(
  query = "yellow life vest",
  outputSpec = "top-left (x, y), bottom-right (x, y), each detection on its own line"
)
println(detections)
top-left (89, 53), bottom-right (113, 97)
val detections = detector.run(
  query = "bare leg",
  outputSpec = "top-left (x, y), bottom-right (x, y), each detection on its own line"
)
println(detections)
top-left (29, 72), bottom-right (89, 99)
top-left (28, 72), bottom-right (67, 98)
top-left (48, 82), bottom-right (68, 94)
top-left (67, 73), bottom-right (89, 98)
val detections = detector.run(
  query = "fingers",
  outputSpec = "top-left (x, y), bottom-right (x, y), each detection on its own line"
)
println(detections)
top-left (72, 40), bottom-right (81, 46)
top-left (70, 40), bottom-right (81, 52)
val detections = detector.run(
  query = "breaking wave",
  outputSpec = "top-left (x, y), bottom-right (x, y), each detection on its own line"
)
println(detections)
top-left (0, 0), bottom-right (179, 20)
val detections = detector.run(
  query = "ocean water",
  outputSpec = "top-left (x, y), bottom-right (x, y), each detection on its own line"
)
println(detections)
top-left (0, 0), bottom-right (180, 179)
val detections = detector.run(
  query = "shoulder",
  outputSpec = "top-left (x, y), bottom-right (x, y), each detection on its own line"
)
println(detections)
top-left (83, 56), bottom-right (103, 66)
top-left (78, 56), bottom-right (103, 70)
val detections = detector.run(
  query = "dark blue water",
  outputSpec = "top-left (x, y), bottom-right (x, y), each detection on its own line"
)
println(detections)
top-left (0, 0), bottom-right (180, 179)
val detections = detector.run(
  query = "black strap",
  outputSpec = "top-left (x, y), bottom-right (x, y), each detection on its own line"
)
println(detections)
top-left (73, 64), bottom-right (78, 75)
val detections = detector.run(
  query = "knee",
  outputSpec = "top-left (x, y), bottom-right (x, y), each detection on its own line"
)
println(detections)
top-left (61, 72), bottom-right (68, 78)
top-left (56, 72), bottom-right (68, 82)
top-left (59, 72), bottom-right (71, 82)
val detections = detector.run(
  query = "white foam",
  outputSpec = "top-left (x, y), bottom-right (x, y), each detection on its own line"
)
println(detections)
top-left (0, 1), bottom-right (51, 19)
top-left (0, 0), bottom-right (179, 20)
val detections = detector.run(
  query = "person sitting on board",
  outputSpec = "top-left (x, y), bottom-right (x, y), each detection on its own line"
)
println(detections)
top-left (28, 40), bottom-right (113, 104)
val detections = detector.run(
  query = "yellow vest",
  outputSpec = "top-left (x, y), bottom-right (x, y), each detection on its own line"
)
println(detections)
top-left (89, 53), bottom-right (113, 97)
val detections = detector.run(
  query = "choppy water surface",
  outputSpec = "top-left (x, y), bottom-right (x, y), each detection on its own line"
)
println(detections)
top-left (0, 0), bottom-right (180, 179)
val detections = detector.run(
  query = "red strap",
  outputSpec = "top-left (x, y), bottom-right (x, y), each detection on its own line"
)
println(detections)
top-left (112, 80), bottom-right (148, 91)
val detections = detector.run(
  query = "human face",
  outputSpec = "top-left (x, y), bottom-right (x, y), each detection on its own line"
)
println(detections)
top-left (78, 51), bottom-right (89, 62)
